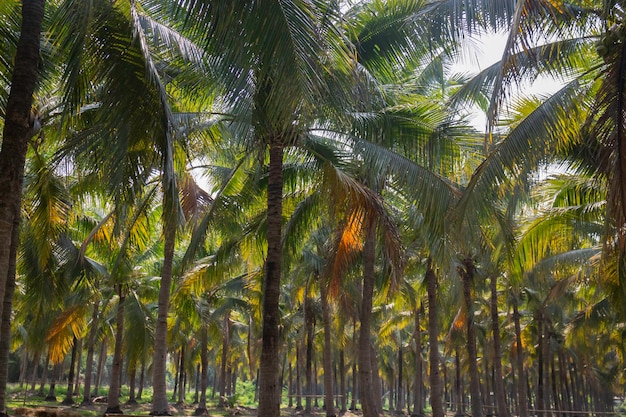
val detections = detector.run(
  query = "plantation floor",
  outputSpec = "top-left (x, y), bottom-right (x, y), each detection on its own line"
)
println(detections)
top-left (10, 403), bottom-right (368, 417)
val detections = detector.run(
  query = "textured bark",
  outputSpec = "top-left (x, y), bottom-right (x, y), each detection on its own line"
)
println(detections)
top-left (257, 140), bottom-right (284, 417)
top-left (490, 277), bottom-right (509, 417)
top-left (0, 223), bottom-right (18, 415)
top-left (426, 261), bottom-right (444, 417)
top-left (359, 222), bottom-right (377, 417)
top-left (0, 0), bottom-right (45, 337)
top-left (460, 256), bottom-right (482, 417)
top-left (0, 6), bottom-right (45, 410)
top-left (320, 284), bottom-right (336, 417)
top-left (513, 297), bottom-right (529, 417)
top-left (370, 343), bottom-right (382, 414)
top-left (105, 289), bottom-right (125, 414)
top-left (151, 211), bottom-right (177, 415)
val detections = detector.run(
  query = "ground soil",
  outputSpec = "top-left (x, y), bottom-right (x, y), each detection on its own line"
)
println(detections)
top-left (11, 404), bottom-right (367, 417)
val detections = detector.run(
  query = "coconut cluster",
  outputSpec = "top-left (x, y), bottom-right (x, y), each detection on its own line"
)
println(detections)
top-left (596, 24), bottom-right (626, 59)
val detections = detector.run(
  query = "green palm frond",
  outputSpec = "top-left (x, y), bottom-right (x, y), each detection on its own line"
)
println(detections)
top-left (455, 78), bottom-right (590, 228)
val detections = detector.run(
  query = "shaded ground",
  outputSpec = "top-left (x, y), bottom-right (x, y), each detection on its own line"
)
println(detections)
top-left (11, 405), bottom-right (366, 417)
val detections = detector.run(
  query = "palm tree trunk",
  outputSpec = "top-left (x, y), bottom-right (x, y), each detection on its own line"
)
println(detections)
top-left (359, 221), bottom-right (377, 417)
top-left (38, 352), bottom-right (50, 396)
top-left (397, 343), bottom-right (404, 412)
top-left (151, 210), bottom-right (177, 415)
top-left (62, 337), bottom-right (78, 405)
top-left (74, 338), bottom-right (83, 396)
top-left (350, 361), bottom-right (358, 410)
top-left (537, 312), bottom-right (545, 417)
top-left (370, 343), bottom-right (382, 414)
top-left (460, 256), bottom-right (482, 417)
top-left (0, 0), bottom-right (45, 336)
top-left (94, 339), bottom-right (107, 397)
top-left (455, 348), bottom-right (463, 417)
top-left (138, 361), bottom-right (145, 400)
top-left (512, 296), bottom-right (529, 417)
top-left (30, 350), bottom-right (41, 392)
top-left (177, 345), bottom-right (186, 405)
top-left (0, 226), bottom-right (18, 416)
top-left (82, 301), bottom-right (100, 404)
top-left (258, 139), bottom-right (284, 417)
top-left (194, 327), bottom-right (208, 415)
top-left (45, 364), bottom-right (58, 402)
top-left (128, 365), bottom-right (137, 404)
top-left (426, 260), bottom-right (444, 417)
top-left (490, 277), bottom-right (509, 417)
top-left (105, 287), bottom-right (125, 414)
top-left (296, 342), bottom-right (302, 411)
top-left (340, 349), bottom-right (347, 412)
top-left (320, 283), bottom-right (336, 417)
top-left (412, 305), bottom-right (423, 417)
top-left (305, 295), bottom-right (314, 414)
top-left (219, 314), bottom-right (230, 407)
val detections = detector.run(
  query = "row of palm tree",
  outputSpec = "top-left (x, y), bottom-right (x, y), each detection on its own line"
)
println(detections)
top-left (2, 1), bottom-right (626, 417)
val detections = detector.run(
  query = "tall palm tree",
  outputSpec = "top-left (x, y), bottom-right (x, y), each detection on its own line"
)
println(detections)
top-left (0, 4), bottom-right (45, 413)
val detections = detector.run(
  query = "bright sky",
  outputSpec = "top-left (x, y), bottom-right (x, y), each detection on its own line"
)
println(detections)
top-left (452, 31), bottom-right (565, 130)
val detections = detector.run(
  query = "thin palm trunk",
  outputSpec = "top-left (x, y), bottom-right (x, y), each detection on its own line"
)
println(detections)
top-left (426, 260), bottom-right (444, 417)
top-left (128, 365), bottom-right (137, 404)
top-left (460, 256), bottom-right (482, 417)
top-left (38, 352), bottom-right (50, 396)
top-left (151, 213), bottom-right (177, 415)
top-left (62, 337), bottom-right (78, 405)
top-left (513, 297), bottom-right (529, 417)
top-left (218, 314), bottom-right (230, 407)
top-left (137, 361), bottom-right (145, 400)
top-left (258, 139), bottom-right (284, 417)
top-left (359, 221), bottom-right (377, 417)
top-left (397, 343), bottom-right (404, 412)
top-left (194, 327), bottom-right (208, 415)
top-left (73, 338), bottom-right (83, 396)
top-left (320, 283), bottom-right (335, 417)
top-left (296, 342), bottom-right (302, 411)
top-left (339, 349), bottom-right (347, 412)
top-left (490, 277), bottom-right (509, 417)
top-left (82, 301), bottom-right (100, 404)
top-left (30, 351), bottom-right (41, 392)
top-left (537, 312), bottom-right (546, 417)
top-left (177, 345), bottom-right (185, 405)
top-left (94, 339), bottom-right (107, 397)
top-left (0, 0), bottom-right (45, 337)
top-left (305, 295), bottom-right (314, 414)
top-left (105, 288), bottom-right (125, 414)
top-left (455, 348), bottom-right (463, 416)
top-left (412, 305), bottom-right (423, 417)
